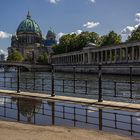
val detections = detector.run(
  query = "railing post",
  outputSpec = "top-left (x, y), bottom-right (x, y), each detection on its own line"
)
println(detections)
top-left (62, 79), bottom-right (64, 93)
top-left (4, 67), bottom-right (6, 88)
top-left (98, 64), bottom-right (103, 102)
top-left (51, 65), bottom-right (55, 97)
top-left (73, 66), bottom-right (76, 94)
top-left (42, 78), bottom-right (44, 91)
top-left (33, 71), bottom-right (36, 90)
top-left (85, 80), bottom-right (88, 95)
top-left (114, 81), bottom-right (117, 97)
top-left (17, 66), bottom-right (20, 93)
top-left (129, 67), bottom-right (133, 99)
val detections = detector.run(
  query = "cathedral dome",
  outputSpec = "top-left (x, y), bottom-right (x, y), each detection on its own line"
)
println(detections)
top-left (46, 29), bottom-right (56, 39)
top-left (17, 11), bottom-right (42, 37)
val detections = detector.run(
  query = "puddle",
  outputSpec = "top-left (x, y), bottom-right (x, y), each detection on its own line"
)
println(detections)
top-left (0, 95), bottom-right (140, 138)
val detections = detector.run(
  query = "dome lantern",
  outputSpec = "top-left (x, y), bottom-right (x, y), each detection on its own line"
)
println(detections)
top-left (27, 11), bottom-right (31, 19)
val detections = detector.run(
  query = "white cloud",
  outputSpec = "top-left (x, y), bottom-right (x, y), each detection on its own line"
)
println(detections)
top-left (0, 49), bottom-right (7, 55)
top-left (48, 0), bottom-right (60, 4)
top-left (89, 0), bottom-right (95, 3)
top-left (83, 21), bottom-right (100, 29)
top-left (135, 13), bottom-right (140, 22)
top-left (134, 23), bottom-right (140, 28)
top-left (70, 30), bottom-right (82, 35)
top-left (76, 29), bottom-right (82, 34)
top-left (56, 32), bottom-right (65, 41)
top-left (121, 26), bottom-right (135, 35)
top-left (121, 13), bottom-right (140, 36)
top-left (0, 31), bottom-right (12, 39)
top-left (56, 30), bottom-right (83, 43)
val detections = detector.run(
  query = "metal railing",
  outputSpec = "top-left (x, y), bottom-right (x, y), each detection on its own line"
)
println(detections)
top-left (0, 64), bottom-right (140, 103)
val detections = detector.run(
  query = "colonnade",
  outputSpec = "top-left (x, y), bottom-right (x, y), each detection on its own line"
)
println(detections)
top-left (51, 43), bottom-right (140, 65)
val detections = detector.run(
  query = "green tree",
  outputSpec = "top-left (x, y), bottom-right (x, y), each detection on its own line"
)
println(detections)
top-left (101, 31), bottom-right (121, 46)
top-left (7, 50), bottom-right (24, 62)
top-left (76, 32), bottom-right (101, 48)
top-left (38, 52), bottom-right (48, 64)
top-left (52, 44), bottom-right (64, 54)
top-left (52, 31), bottom-right (101, 54)
top-left (127, 26), bottom-right (140, 41)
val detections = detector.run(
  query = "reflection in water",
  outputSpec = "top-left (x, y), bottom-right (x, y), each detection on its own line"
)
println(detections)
top-left (12, 97), bottom-right (42, 123)
top-left (99, 109), bottom-right (102, 130)
top-left (0, 95), bottom-right (140, 138)
top-left (47, 100), bottom-right (55, 125)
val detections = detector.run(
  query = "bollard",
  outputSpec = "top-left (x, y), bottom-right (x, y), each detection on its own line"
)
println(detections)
top-left (17, 66), bottom-right (20, 93)
top-left (98, 64), bottom-right (103, 102)
top-left (51, 65), bottom-right (55, 97)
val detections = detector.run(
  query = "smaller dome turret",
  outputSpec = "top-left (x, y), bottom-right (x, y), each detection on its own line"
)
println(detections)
top-left (44, 28), bottom-right (57, 47)
top-left (46, 28), bottom-right (56, 39)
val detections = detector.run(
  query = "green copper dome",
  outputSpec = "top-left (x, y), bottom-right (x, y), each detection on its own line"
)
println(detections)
top-left (46, 29), bottom-right (56, 39)
top-left (17, 11), bottom-right (42, 37)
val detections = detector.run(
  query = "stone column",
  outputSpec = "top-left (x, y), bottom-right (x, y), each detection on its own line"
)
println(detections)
top-left (83, 53), bottom-right (85, 64)
top-left (119, 49), bottom-right (122, 63)
top-left (126, 47), bottom-right (128, 62)
top-left (139, 46), bottom-right (140, 62)
top-left (113, 49), bottom-right (116, 63)
top-left (110, 50), bottom-right (112, 63)
top-left (96, 52), bottom-right (99, 64)
top-left (132, 47), bottom-right (134, 62)
top-left (81, 54), bottom-right (84, 64)
top-left (105, 51), bottom-right (107, 63)
top-left (93, 52), bottom-right (95, 64)
top-left (101, 51), bottom-right (103, 64)
top-left (88, 52), bottom-right (92, 64)
top-left (69, 56), bottom-right (71, 64)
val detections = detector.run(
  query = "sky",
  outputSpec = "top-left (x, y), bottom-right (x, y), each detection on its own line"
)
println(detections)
top-left (0, 0), bottom-right (140, 54)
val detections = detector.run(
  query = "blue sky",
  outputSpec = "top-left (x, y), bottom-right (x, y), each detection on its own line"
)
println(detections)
top-left (0, 0), bottom-right (140, 53)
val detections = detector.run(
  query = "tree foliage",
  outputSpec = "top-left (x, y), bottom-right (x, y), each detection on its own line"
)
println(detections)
top-left (101, 31), bottom-right (121, 46)
top-left (38, 52), bottom-right (48, 64)
top-left (127, 26), bottom-right (140, 41)
top-left (7, 50), bottom-right (24, 62)
top-left (52, 31), bottom-right (101, 54)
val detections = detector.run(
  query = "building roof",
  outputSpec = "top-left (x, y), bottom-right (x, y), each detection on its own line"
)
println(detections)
top-left (16, 11), bottom-right (42, 37)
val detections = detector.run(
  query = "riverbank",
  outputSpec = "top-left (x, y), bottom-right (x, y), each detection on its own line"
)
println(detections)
top-left (0, 120), bottom-right (138, 140)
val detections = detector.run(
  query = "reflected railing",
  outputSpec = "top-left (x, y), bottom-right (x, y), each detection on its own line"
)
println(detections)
top-left (0, 96), bottom-right (140, 138)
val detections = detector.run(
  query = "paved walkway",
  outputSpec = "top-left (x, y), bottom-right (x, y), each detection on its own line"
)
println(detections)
top-left (0, 120), bottom-right (138, 140)
top-left (0, 90), bottom-right (140, 111)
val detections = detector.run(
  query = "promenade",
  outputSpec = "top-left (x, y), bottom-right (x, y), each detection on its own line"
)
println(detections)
top-left (0, 120), bottom-right (138, 140)
top-left (0, 89), bottom-right (140, 111)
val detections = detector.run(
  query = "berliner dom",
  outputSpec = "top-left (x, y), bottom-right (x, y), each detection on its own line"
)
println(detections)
top-left (8, 11), bottom-right (56, 63)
